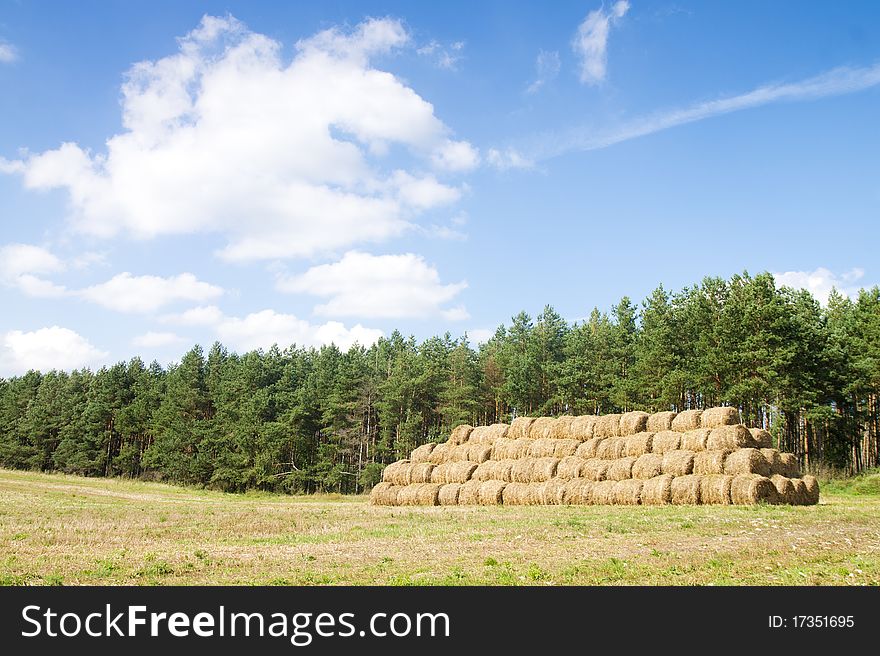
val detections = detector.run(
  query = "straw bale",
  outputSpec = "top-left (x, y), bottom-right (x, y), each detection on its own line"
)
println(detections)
top-left (700, 406), bottom-right (739, 428)
top-left (446, 444), bottom-right (471, 463)
top-left (468, 444), bottom-right (493, 463)
top-left (613, 479), bottom-right (643, 505)
top-left (730, 474), bottom-right (776, 505)
top-left (428, 443), bottom-right (451, 464)
top-left (647, 411), bottom-right (676, 432)
top-left (369, 482), bottom-right (400, 506)
top-left (554, 439), bottom-right (580, 458)
top-left (632, 453), bottom-right (664, 480)
top-left (641, 474), bottom-right (674, 505)
top-left (760, 448), bottom-right (781, 473)
top-left (591, 480), bottom-right (618, 505)
top-left (620, 411), bottom-right (649, 436)
top-left (410, 442), bottom-right (436, 463)
top-left (548, 415), bottom-right (576, 439)
top-left (537, 478), bottom-right (567, 505)
top-left (511, 459), bottom-right (535, 483)
top-left (680, 428), bottom-right (710, 452)
top-left (470, 423), bottom-right (509, 445)
top-left (457, 479), bottom-right (482, 505)
top-left (478, 480), bottom-right (507, 505)
top-left (431, 461), bottom-right (477, 484)
top-left (700, 474), bottom-right (733, 505)
top-left (530, 457), bottom-right (560, 482)
top-left (470, 461), bottom-right (497, 482)
top-left (382, 460), bottom-right (412, 485)
top-left (593, 414), bottom-right (621, 438)
top-left (492, 438), bottom-right (529, 460)
top-left (607, 456), bottom-right (637, 481)
top-left (750, 428), bottom-right (773, 449)
top-left (408, 462), bottom-right (435, 484)
top-left (575, 437), bottom-right (603, 459)
top-left (556, 456), bottom-right (588, 480)
top-left (500, 482), bottom-right (530, 506)
top-left (396, 484), bottom-right (420, 506)
top-left (597, 437), bottom-right (627, 460)
top-left (624, 431), bottom-right (655, 457)
top-left (777, 453), bottom-right (801, 478)
top-left (707, 424), bottom-right (755, 451)
top-left (693, 450), bottom-right (731, 475)
top-left (438, 483), bottom-right (461, 506)
top-left (791, 479), bottom-right (809, 505)
top-left (582, 458), bottom-right (610, 482)
top-left (570, 415), bottom-right (598, 441)
top-left (528, 438), bottom-right (558, 458)
top-left (652, 431), bottom-right (682, 455)
top-left (724, 448), bottom-right (770, 477)
top-left (448, 424), bottom-right (474, 446)
top-left (671, 409), bottom-right (703, 432)
top-left (508, 417), bottom-right (535, 440)
top-left (662, 450), bottom-right (696, 476)
top-left (529, 417), bottom-right (555, 439)
top-left (770, 475), bottom-right (795, 505)
top-left (416, 483), bottom-right (440, 506)
top-left (802, 475), bottom-right (820, 505)
top-left (671, 474), bottom-right (703, 504)
top-left (562, 479), bottom-right (594, 505)
top-left (493, 460), bottom-right (515, 482)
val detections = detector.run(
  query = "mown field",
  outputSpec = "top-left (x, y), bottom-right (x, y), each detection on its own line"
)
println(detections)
top-left (1, 468), bottom-right (878, 585)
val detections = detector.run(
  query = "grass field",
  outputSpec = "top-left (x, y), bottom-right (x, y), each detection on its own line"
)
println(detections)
top-left (1, 468), bottom-right (878, 585)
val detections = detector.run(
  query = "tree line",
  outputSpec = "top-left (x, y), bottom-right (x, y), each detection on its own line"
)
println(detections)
top-left (1, 271), bottom-right (877, 493)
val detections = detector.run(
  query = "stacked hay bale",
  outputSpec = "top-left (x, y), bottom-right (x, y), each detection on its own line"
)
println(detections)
top-left (370, 408), bottom-right (819, 507)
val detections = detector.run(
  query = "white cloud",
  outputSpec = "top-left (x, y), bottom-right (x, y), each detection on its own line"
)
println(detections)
top-left (78, 272), bottom-right (223, 313)
top-left (3, 16), bottom-right (476, 262)
top-left (216, 309), bottom-right (383, 351)
top-left (0, 243), bottom-right (67, 298)
top-left (0, 42), bottom-right (18, 64)
top-left (0, 326), bottom-right (107, 376)
top-left (132, 331), bottom-right (186, 348)
top-left (486, 147), bottom-right (534, 170)
top-left (278, 250), bottom-right (468, 320)
top-left (773, 267), bottom-right (867, 305)
top-left (466, 328), bottom-right (494, 345)
top-left (160, 305), bottom-right (226, 326)
top-left (572, 0), bottom-right (629, 85)
top-left (526, 49), bottom-right (561, 94)
top-left (417, 39), bottom-right (464, 70)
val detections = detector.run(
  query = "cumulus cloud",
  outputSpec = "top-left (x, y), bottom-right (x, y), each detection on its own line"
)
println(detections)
top-left (526, 49), bottom-right (561, 94)
top-left (277, 250), bottom-right (468, 320)
top-left (216, 309), bottom-right (383, 351)
top-left (78, 272), bottom-right (223, 313)
top-left (572, 0), bottom-right (629, 85)
top-left (466, 328), bottom-right (494, 344)
top-left (0, 243), bottom-right (67, 298)
top-left (159, 305), bottom-right (226, 326)
top-left (2, 15), bottom-right (478, 262)
top-left (132, 331), bottom-right (186, 348)
top-left (0, 326), bottom-right (107, 376)
top-left (773, 267), bottom-right (867, 305)
top-left (0, 42), bottom-right (18, 64)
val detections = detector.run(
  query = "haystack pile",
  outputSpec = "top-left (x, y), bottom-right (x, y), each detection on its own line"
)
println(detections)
top-left (370, 407), bottom-right (819, 507)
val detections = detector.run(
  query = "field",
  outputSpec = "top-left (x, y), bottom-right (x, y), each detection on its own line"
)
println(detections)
top-left (1, 468), bottom-right (878, 585)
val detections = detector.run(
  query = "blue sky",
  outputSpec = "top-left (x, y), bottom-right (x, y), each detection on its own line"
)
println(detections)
top-left (1, 0), bottom-right (878, 375)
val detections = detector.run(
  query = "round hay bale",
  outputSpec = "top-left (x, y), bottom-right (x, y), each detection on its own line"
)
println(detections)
top-left (428, 443), bottom-right (451, 464)
top-left (446, 444), bottom-right (471, 462)
top-left (530, 457), bottom-right (560, 482)
top-left (470, 423), bottom-right (509, 445)
top-left (382, 460), bottom-right (413, 485)
top-left (770, 474), bottom-right (795, 504)
top-left (548, 415), bottom-right (576, 439)
top-left (467, 444), bottom-right (493, 463)
top-left (680, 428), bottom-right (710, 452)
top-left (562, 479), bottom-right (594, 505)
top-left (607, 456), bottom-right (637, 481)
top-left (508, 416), bottom-right (535, 440)
top-left (511, 459), bottom-right (535, 483)
top-left (399, 483), bottom-right (434, 506)
top-left (410, 442), bottom-right (436, 463)
top-left (457, 479), bottom-right (482, 505)
top-left (431, 461), bottom-right (477, 484)
top-left (777, 453), bottom-right (801, 478)
top-left (652, 431), bottom-right (682, 455)
top-left (802, 475), bottom-right (820, 505)
top-left (641, 474), bottom-right (674, 505)
top-left (624, 431), bottom-right (655, 457)
top-left (575, 437), bottom-right (603, 459)
top-left (478, 480), bottom-right (507, 505)
top-left (370, 482), bottom-right (400, 506)
top-left (582, 458), bottom-right (610, 482)
top-left (416, 483), bottom-right (441, 506)
top-left (700, 406), bottom-right (739, 429)
top-left (528, 417), bottom-right (555, 439)
top-left (528, 438), bottom-right (558, 458)
top-left (632, 453), bottom-right (664, 480)
top-left (760, 448), bottom-right (781, 473)
top-left (707, 424), bottom-right (756, 451)
top-left (619, 411), bottom-right (649, 436)
top-left (501, 482), bottom-right (529, 506)
top-left (661, 450), bottom-right (696, 476)
top-left (724, 448), bottom-right (770, 477)
top-left (408, 462), bottom-right (436, 484)
top-left (496, 460), bottom-right (516, 482)
top-left (790, 478), bottom-right (809, 506)
top-left (671, 409), bottom-right (703, 432)
top-left (470, 461), bottom-right (496, 482)
top-left (492, 437), bottom-right (529, 460)
top-left (613, 479), bottom-right (643, 505)
top-left (597, 437), bottom-right (627, 460)
top-left (570, 415), bottom-right (598, 441)
top-left (749, 428), bottom-right (773, 449)
top-left (671, 474), bottom-right (703, 505)
top-left (730, 474), bottom-right (776, 505)
top-left (700, 474), bottom-right (733, 505)
top-left (537, 478), bottom-right (567, 505)
top-left (438, 483), bottom-right (462, 506)
top-left (448, 424), bottom-right (474, 446)
top-left (693, 450), bottom-right (730, 475)
top-left (591, 480), bottom-right (618, 505)
top-left (593, 414), bottom-right (621, 439)
top-left (646, 411), bottom-right (677, 432)
top-left (554, 439), bottom-right (580, 458)
top-left (556, 456), bottom-right (588, 480)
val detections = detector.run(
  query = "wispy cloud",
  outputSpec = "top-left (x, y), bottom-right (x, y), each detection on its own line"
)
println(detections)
top-left (417, 39), bottom-right (465, 70)
top-left (522, 61), bottom-right (880, 161)
top-left (0, 42), bottom-right (18, 64)
top-left (526, 50), bottom-right (561, 94)
top-left (572, 0), bottom-right (629, 85)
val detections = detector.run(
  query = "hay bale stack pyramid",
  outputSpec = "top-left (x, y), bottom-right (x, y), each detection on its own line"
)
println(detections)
top-left (371, 407), bottom-right (819, 507)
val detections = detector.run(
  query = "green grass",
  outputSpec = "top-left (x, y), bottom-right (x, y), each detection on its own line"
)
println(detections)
top-left (0, 468), bottom-right (878, 586)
